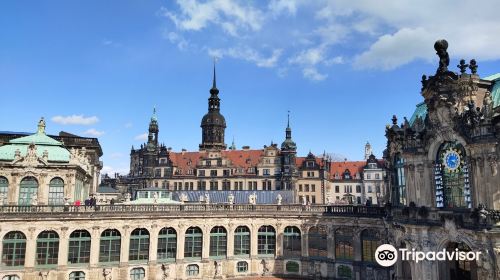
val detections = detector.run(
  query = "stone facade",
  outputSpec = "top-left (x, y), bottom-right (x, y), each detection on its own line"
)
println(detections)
top-left (385, 40), bottom-right (500, 280)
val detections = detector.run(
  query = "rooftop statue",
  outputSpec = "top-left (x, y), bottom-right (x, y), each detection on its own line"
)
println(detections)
top-left (434, 39), bottom-right (449, 73)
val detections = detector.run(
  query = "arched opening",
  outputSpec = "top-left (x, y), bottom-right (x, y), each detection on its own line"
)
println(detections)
top-left (158, 227), bottom-right (176, 261)
top-left (234, 226), bottom-right (250, 257)
top-left (435, 142), bottom-right (471, 208)
top-left (283, 226), bottom-right (301, 257)
top-left (129, 228), bottom-right (149, 261)
top-left (184, 227), bottom-right (202, 260)
top-left (0, 176), bottom-right (8, 204)
top-left (308, 226), bottom-right (327, 258)
top-left (335, 228), bottom-right (354, 261)
top-left (2, 231), bottom-right (26, 267)
top-left (99, 229), bottom-right (121, 263)
top-left (257, 225), bottom-right (275, 256)
top-left (18, 177), bottom-right (38, 205)
top-left (36, 231), bottom-right (59, 266)
top-left (439, 242), bottom-right (477, 280)
top-left (68, 230), bottom-right (91, 264)
top-left (209, 226), bottom-right (227, 258)
top-left (48, 177), bottom-right (65, 205)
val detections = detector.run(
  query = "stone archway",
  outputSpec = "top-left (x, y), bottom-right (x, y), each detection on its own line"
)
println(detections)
top-left (438, 242), bottom-right (478, 280)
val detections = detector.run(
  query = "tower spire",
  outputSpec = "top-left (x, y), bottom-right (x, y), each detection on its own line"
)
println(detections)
top-left (287, 110), bottom-right (290, 129)
top-left (212, 58), bottom-right (217, 89)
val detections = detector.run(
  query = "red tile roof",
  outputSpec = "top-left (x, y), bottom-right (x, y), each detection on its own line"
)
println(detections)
top-left (329, 161), bottom-right (366, 180)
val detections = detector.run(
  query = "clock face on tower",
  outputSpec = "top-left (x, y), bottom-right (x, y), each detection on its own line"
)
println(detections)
top-left (444, 150), bottom-right (461, 171)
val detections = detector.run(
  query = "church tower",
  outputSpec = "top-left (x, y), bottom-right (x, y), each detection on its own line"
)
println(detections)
top-left (280, 112), bottom-right (297, 190)
top-left (199, 64), bottom-right (227, 150)
top-left (364, 141), bottom-right (373, 160)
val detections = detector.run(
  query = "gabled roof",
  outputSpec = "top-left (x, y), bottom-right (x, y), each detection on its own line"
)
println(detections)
top-left (329, 161), bottom-right (366, 180)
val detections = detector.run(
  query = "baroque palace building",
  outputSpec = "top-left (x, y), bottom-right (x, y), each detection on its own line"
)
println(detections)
top-left (0, 39), bottom-right (499, 280)
top-left (124, 67), bottom-right (387, 206)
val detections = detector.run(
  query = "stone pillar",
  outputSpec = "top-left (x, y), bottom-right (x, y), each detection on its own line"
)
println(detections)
top-left (176, 225), bottom-right (185, 261)
top-left (202, 225), bottom-right (210, 260)
top-left (227, 224), bottom-right (235, 258)
top-left (24, 227), bottom-right (37, 268)
top-left (38, 173), bottom-right (48, 205)
top-left (120, 225), bottom-right (131, 264)
top-left (328, 226), bottom-right (335, 260)
top-left (301, 225), bottom-right (309, 257)
top-left (275, 222), bottom-right (284, 256)
top-left (149, 224), bottom-right (159, 263)
top-left (90, 226), bottom-right (101, 267)
top-left (353, 229), bottom-right (362, 262)
top-left (57, 227), bottom-right (69, 268)
top-left (8, 174), bottom-right (18, 205)
top-left (250, 224), bottom-right (258, 258)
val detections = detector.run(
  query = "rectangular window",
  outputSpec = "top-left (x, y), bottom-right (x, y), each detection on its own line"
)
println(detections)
top-left (375, 173), bottom-right (380, 179)
top-left (210, 170), bottom-right (217, 177)
top-left (223, 169), bottom-right (229, 176)
top-left (311, 184), bottom-right (315, 192)
top-left (367, 174), bottom-right (371, 179)
top-left (335, 185), bottom-right (339, 193)
top-left (305, 184), bottom-right (310, 192)
top-left (356, 185), bottom-right (361, 193)
top-left (299, 185), bottom-right (303, 192)
top-left (198, 170), bottom-right (205, 177)
top-left (263, 169), bottom-right (270, 175)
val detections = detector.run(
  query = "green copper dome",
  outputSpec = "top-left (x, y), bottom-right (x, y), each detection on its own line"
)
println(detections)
top-left (0, 118), bottom-right (70, 162)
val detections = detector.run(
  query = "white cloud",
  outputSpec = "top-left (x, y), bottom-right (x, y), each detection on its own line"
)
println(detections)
top-left (268, 0), bottom-right (298, 16)
top-left (161, 0), bottom-right (264, 36)
top-left (289, 47), bottom-right (325, 66)
top-left (83, 128), bottom-right (105, 137)
top-left (134, 133), bottom-right (148, 141)
top-left (303, 67), bottom-right (327, 81)
top-left (101, 165), bottom-right (129, 176)
top-left (208, 47), bottom-right (282, 68)
top-left (51, 115), bottom-right (99, 125)
top-left (164, 31), bottom-right (190, 50)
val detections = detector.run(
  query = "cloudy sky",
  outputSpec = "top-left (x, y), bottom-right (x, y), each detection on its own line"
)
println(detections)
top-left (1, 0), bottom-right (500, 175)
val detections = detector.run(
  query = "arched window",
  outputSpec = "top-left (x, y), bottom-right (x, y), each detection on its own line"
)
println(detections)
top-left (0, 176), bottom-right (8, 204)
top-left (158, 227), bottom-right (176, 261)
top-left (99, 229), bottom-right (121, 263)
top-left (257, 226), bottom-right (275, 256)
top-left (69, 271), bottom-right (85, 280)
top-left (435, 142), bottom-right (471, 208)
top-left (2, 276), bottom-right (20, 280)
top-left (237, 261), bottom-right (248, 273)
top-left (335, 228), bottom-right (354, 260)
top-left (234, 226), bottom-right (250, 257)
top-left (19, 177), bottom-right (38, 205)
top-left (130, 267), bottom-right (145, 280)
top-left (337, 265), bottom-right (353, 279)
top-left (36, 231), bottom-right (59, 266)
top-left (393, 154), bottom-right (406, 206)
top-left (184, 227), bottom-right (202, 259)
top-left (129, 229), bottom-right (149, 261)
top-left (361, 230), bottom-right (380, 262)
top-left (209, 226), bottom-right (227, 258)
top-left (186, 264), bottom-right (199, 276)
top-left (2, 231), bottom-right (26, 266)
top-left (283, 226), bottom-right (301, 257)
top-left (68, 230), bottom-right (91, 264)
top-left (308, 226), bottom-right (327, 258)
top-left (48, 177), bottom-right (65, 205)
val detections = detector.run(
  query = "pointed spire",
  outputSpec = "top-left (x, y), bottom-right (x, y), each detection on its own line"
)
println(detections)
top-left (287, 110), bottom-right (290, 129)
top-left (212, 60), bottom-right (217, 89)
top-left (151, 106), bottom-right (157, 121)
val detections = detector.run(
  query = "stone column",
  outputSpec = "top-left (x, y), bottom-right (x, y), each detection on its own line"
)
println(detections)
top-left (149, 224), bottom-right (159, 263)
top-left (176, 224), bottom-right (185, 261)
top-left (58, 227), bottom-right (69, 268)
top-left (38, 173), bottom-right (48, 205)
top-left (24, 227), bottom-right (37, 268)
top-left (353, 229), bottom-right (362, 262)
top-left (301, 225), bottom-right (309, 257)
top-left (275, 222), bottom-right (284, 256)
top-left (120, 225), bottom-right (131, 264)
top-left (250, 224), bottom-right (258, 258)
top-left (328, 225), bottom-right (335, 260)
top-left (202, 225), bottom-right (210, 260)
top-left (227, 224), bottom-right (235, 258)
top-left (8, 174), bottom-right (18, 205)
top-left (90, 226), bottom-right (101, 267)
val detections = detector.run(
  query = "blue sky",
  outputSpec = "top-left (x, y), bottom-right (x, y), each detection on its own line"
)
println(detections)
top-left (1, 0), bottom-right (500, 175)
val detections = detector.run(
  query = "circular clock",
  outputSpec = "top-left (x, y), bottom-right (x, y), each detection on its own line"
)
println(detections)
top-left (444, 150), bottom-right (461, 171)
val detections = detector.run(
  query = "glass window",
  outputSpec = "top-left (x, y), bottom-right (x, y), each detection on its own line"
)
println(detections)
top-left (283, 226), bottom-right (301, 257)
top-left (308, 226), bottom-right (327, 258)
top-left (68, 230), bottom-right (91, 264)
top-left (69, 271), bottom-right (85, 280)
top-left (361, 230), bottom-right (380, 262)
top-left (257, 226), bottom-right (275, 256)
top-left (158, 228), bottom-right (176, 261)
top-left (186, 264), bottom-right (199, 276)
top-left (394, 155), bottom-right (406, 206)
top-left (129, 229), bottom-right (149, 261)
top-left (99, 229), bottom-right (121, 263)
top-left (286, 261), bottom-right (300, 273)
top-left (130, 267), bottom-right (145, 280)
top-left (2, 276), bottom-right (20, 280)
top-left (48, 177), bottom-right (65, 205)
top-left (19, 177), bottom-right (38, 205)
top-left (0, 177), bottom-right (8, 204)
top-left (234, 226), bottom-right (250, 256)
top-left (184, 227), bottom-right (202, 259)
top-left (36, 231), bottom-right (59, 266)
top-left (337, 265), bottom-right (352, 279)
top-left (2, 231), bottom-right (26, 267)
top-left (237, 261), bottom-right (248, 273)
top-left (335, 239), bottom-right (353, 260)
top-left (209, 226), bottom-right (227, 258)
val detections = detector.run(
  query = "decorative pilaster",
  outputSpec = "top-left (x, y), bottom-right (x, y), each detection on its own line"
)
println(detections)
top-left (89, 226), bottom-right (100, 267)
top-left (57, 227), bottom-right (69, 267)
top-left (149, 224), bottom-right (159, 263)
top-left (120, 225), bottom-right (130, 265)
top-left (301, 224), bottom-right (309, 258)
top-left (24, 227), bottom-right (37, 268)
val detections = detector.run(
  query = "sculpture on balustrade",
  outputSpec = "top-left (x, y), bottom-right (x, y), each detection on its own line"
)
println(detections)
top-left (180, 193), bottom-right (188, 204)
top-left (276, 194), bottom-right (282, 205)
top-left (103, 268), bottom-right (112, 280)
top-left (205, 193), bottom-right (210, 204)
top-left (248, 192), bottom-right (257, 205)
top-left (124, 193), bottom-right (131, 202)
top-left (228, 192), bottom-right (235, 205)
top-left (325, 194), bottom-right (332, 205)
top-left (302, 196), bottom-right (307, 206)
top-left (161, 263), bottom-right (170, 280)
top-left (31, 193), bottom-right (38, 206)
top-left (153, 192), bottom-right (158, 204)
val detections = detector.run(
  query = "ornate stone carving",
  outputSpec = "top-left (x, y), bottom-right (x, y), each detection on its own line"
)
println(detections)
top-left (103, 268), bottom-right (112, 280)
top-left (261, 259), bottom-right (269, 276)
top-left (434, 39), bottom-right (450, 73)
top-left (457, 59), bottom-right (468, 74)
top-left (161, 263), bottom-right (170, 280)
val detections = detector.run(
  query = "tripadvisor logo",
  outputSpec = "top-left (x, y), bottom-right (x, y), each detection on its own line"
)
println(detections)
top-left (374, 244), bottom-right (482, 267)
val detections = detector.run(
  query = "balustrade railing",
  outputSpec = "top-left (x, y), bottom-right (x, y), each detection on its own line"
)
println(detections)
top-left (0, 204), bottom-right (386, 217)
